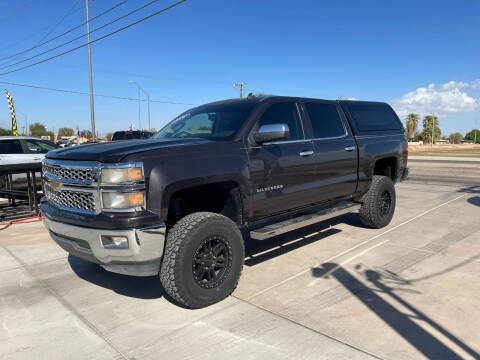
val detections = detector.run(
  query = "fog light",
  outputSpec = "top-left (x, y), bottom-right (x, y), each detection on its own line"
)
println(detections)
top-left (101, 235), bottom-right (129, 249)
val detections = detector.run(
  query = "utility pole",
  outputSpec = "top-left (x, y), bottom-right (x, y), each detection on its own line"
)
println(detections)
top-left (85, 0), bottom-right (96, 140)
top-left (129, 81), bottom-right (150, 131)
top-left (234, 82), bottom-right (247, 98)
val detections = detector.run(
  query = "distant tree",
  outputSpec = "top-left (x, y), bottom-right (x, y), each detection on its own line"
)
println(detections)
top-left (448, 132), bottom-right (463, 144)
top-left (421, 115), bottom-right (441, 144)
top-left (255, 92), bottom-right (267, 96)
top-left (405, 113), bottom-right (419, 141)
top-left (58, 127), bottom-right (74, 137)
top-left (105, 132), bottom-right (113, 141)
top-left (465, 129), bottom-right (480, 144)
top-left (0, 128), bottom-right (12, 136)
top-left (29, 122), bottom-right (47, 137)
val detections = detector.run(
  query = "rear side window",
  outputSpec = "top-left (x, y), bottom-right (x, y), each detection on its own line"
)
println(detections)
top-left (305, 103), bottom-right (345, 138)
top-left (342, 101), bottom-right (402, 132)
top-left (0, 140), bottom-right (23, 154)
top-left (112, 132), bottom-right (136, 140)
top-left (258, 102), bottom-right (304, 141)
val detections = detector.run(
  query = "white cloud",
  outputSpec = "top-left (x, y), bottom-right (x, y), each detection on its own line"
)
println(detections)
top-left (471, 79), bottom-right (480, 89)
top-left (394, 80), bottom-right (478, 119)
top-left (438, 80), bottom-right (469, 91)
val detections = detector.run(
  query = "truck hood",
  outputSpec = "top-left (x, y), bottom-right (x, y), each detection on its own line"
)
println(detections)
top-left (46, 138), bottom-right (212, 163)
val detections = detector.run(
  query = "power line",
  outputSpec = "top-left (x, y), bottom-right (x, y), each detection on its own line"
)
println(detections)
top-left (47, 61), bottom-right (233, 86)
top-left (0, 0), bottom-right (187, 76)
top-left (0, 0), bottom-right (90, 55)
top-left (36, 0), bottom-right (81, 45)
top-left (0, 0), bottom-right (128, 62)
top-left (0, 0), bottom-right (159, 69)
top-left (0, 80), bottom-right (198, 105)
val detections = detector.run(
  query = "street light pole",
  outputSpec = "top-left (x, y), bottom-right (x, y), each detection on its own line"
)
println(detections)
top-left (128, 80), bottom-right (150, 131)
top-left (17, 110), bottom-right (28, 135)
top-left (85, 0), bottom-right (96, 141)
top-left (137, 86), bottom-right (141, 130)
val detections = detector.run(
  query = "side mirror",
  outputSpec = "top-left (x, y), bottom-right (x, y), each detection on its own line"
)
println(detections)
top-left (253, 124), bottom-right (290, 144)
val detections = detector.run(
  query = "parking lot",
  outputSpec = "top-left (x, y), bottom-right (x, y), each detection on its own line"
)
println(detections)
top-left (1, 157), bottom-right (479, 360)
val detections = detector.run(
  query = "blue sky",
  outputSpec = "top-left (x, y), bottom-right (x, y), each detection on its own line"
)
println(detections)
top-left (0, 0), bottom-right (479, 136)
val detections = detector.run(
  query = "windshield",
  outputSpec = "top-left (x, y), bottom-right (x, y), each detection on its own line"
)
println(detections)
top-left (155, 102), bottom-right (255, 141)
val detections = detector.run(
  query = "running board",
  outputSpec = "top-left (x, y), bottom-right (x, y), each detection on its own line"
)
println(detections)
top-left (250, 202), bottom-right (360, 240)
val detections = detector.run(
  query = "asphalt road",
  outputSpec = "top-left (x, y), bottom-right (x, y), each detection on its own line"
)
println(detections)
top-left (1, 158), bottom-right (479, 359)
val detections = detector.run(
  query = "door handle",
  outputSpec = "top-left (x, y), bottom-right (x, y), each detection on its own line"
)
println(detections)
top-left (299, 150), bottom-right (314, 157)
top-left (344, 146), bottom-right (356, 151)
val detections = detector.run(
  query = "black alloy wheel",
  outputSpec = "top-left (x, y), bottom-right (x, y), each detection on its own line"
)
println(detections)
top-left (192, 236), bottom-right (232, 289)
top-left (379, 190), bottom-right (392, 217)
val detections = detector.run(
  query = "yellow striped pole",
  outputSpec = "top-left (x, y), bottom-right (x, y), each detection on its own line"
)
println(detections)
top-left (4, 89), bottom-right (19, 136)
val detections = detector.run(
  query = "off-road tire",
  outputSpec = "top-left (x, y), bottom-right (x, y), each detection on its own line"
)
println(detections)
top-left (159, 212), bottom-right (244, 308)
top-left (359, 175), bottom-right (396, 229)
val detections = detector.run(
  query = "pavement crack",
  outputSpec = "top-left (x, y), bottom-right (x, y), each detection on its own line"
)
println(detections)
top-left (233, 295), bottom-right (383, 360)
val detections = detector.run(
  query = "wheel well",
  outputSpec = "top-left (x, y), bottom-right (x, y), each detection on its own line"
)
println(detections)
top-left (374, 157), bottom-right (397, 181)
top-left (167, 182), bottom-right (242, 227)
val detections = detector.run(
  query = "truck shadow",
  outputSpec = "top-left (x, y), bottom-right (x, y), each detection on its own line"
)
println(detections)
top-left (467, 196), bottom-right (480, 207)
top-left (66, 212), bottom-right (361, 303)
top-left (68, 255), bottom-right (169, 300)
top-left (459, 185), bottom-right (480, 194)
top-left (244, 215), bottom-right (354, 267)
top-left (311, 263), bottom-right (479, 360)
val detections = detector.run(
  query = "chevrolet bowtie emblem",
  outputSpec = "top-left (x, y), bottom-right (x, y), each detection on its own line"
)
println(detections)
top-left (50, 179), bottom-right (61, 190)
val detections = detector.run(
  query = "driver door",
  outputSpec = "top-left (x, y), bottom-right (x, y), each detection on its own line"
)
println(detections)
top-left (247, 101), bottom-right (317, 219)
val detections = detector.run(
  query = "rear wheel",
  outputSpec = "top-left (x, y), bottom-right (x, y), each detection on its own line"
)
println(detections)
top-left (359, 175), bottom-right (396, 229)
top-left (160, 212), bottom-right (244, 308)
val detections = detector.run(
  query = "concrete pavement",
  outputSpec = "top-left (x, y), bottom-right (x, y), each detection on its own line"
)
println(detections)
top-left (1, 159), bottom-right (479, 359)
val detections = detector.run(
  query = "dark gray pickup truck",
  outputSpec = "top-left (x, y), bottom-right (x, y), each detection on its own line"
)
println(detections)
top-left (40, 95), bottom-right (408, 308)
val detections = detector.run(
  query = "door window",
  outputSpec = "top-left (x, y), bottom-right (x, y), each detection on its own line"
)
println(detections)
top-left (24, 140), bottom-right (56, 153)
top-left (257, 103), bottom-right (304, 141)
top-left (305, 103), bottom-right (346, 138)
top-left (0, 140), bottom-right (23, 154)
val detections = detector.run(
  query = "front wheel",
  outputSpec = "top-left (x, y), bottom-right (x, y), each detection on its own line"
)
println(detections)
top-left (359, 175), bottom-right (396, 229)
top-left (160, 212), bottom-right (244, 308)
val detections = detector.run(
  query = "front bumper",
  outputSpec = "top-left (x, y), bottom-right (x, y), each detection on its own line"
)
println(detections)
top-left (401, 167), bottom-right (409, 181)
top-left (41, 211), bottom-right (166, 276)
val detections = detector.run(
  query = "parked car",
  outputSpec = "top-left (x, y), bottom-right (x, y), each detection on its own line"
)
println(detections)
top-left (40, 96), bottom-right (408, 308)
top-left (0, 136), bottom-right (58, 189)
top-left (111, 130), bottom-right (154, 141)
top-left (0, 136), bottom-right (58, 165)
top-left (57, 139), bottom-right (72, 148)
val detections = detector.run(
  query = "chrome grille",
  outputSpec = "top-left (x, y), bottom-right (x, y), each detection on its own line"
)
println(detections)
top-left (42, 163), bottom-right (95, 184)
top-left (44, 182), bottom-right (95, 213)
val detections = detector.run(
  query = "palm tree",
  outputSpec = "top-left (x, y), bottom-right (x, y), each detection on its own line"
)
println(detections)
top-left (406, 113), bottom-right (419, 141)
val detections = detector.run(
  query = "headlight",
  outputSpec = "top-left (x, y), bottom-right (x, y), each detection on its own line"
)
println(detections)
top-left (101, 164), bottom-right (143, 184)
top-left (102, 191), bottom-right (145, 210)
